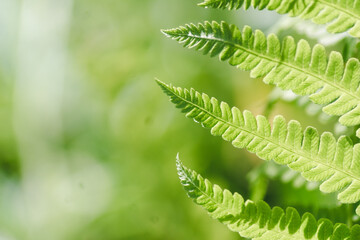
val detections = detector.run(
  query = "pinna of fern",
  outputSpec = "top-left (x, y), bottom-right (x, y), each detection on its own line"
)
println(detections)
top-left (161, 21), bottom-right (360, 127)
top-left (176, 155), bottom-right (360, 239)
top-left (156, 80), bottom-right (360, 217)
top-left (198, 0), bottom-right (360, 38)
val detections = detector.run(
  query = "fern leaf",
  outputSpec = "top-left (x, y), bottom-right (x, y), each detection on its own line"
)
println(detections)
top-left (157, 80), bottom-right (360, 216)
top-left (162, 21), bottom-right (360, 126)
top-left (176, 156), bottom-right (360, 239)
top-left (198, 0), bottom-right (360, 37)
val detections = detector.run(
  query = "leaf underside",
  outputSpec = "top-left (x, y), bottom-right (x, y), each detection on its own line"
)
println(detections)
top-left (162, 21), bottom-right (360, 127)
top-left (156, 80), bottom-right (360, 216)
top-left (177, 156), bottom-right (360, 239)
top-left (198, 0), bottom-right (360, 38)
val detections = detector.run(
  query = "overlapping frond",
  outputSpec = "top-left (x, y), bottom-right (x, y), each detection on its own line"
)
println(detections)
top-left (267, 88), bottom-right (334, 124)
top-left (157, 80), bottom-right (360, 216)
top-left (162, 21), bottom-right (360, 126)
top-left (248, 160), bottom-right (320, 191)
top-left (269, 16), bottom-right (349, 47)
top-left (267, 88), bottom-right (355, 137)
top-left (198, 0), bottom-right (360, 37)
top-left (177, 156), bottom-right (360, 239)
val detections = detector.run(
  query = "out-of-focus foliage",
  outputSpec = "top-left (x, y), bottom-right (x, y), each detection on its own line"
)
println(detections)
top-left (0, 0), bottom-right (356, 240)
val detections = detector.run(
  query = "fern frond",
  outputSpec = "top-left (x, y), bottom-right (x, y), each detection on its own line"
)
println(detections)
top-left (162, 21), bottom-right (360, 126)
top-left (176, 156), bottom-right (360, 239)
top-left (198, 0), bottom-right (360, 37)
top-left (157, 80), bottom-right (360, 216)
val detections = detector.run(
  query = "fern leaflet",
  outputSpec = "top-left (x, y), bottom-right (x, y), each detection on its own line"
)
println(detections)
top-left (156, 80), bottom-right (360, 216)
top-left (177, 156), bottom-right (360, 239)
top-left (162, 21), bottom-right (360, 126)
top-left (198, 0), bottom-right (360, 37)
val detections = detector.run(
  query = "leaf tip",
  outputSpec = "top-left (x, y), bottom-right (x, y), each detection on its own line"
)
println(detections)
top-left (197, 2), bottom-right (207, 7)
top-left (356, 128), bottom-right (360, 139)
top-left (155, 78), bottom-right (169, 90)
top-left (176, 153), bottom-right (189, 183)
top-left (160, 28), bottom-right (172, 37)
top-left (154, 77), bottom-right (163, 85)
top-left (176, 153), bottom-right (183, 170)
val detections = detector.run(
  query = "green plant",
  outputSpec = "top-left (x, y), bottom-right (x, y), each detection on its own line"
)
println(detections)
top-left (157, 1), bottom-right (360, 239)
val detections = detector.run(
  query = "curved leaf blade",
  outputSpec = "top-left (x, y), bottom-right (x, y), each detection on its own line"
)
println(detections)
top-left (198, 0), bottom-right (360, 37)
top-left (162, 21), bottom-right (360, 127)
top-left (176, 156), bottom-right (360, 239)
top-left (157, 80), bottom-right (360, 215)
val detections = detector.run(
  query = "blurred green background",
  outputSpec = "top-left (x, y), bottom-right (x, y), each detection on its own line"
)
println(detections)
top-left (0, 1), bottom-right (353, 240)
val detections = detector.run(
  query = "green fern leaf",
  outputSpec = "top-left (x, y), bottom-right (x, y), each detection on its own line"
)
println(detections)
top-left (157, 80), bottom-right (360, 216)
top-left (198, 0), bottom-right (360, 37)
top-left (176, 156), bottom-right (360, 239)
top-left (162, 21), bottom-right (360, 126)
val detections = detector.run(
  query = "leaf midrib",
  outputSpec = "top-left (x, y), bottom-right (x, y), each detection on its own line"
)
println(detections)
top-left (176, 32), bottom-right (360, 105)
top-left (169, 87), bottom-right (360, 187)
top-left (205, 0), bottom-right (360, 23)
top-left (317, 0), bottom-right (360, 23)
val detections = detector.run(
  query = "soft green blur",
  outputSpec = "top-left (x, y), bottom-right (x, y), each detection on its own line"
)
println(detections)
top-left (0, 1), bottom-right (350, 240)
